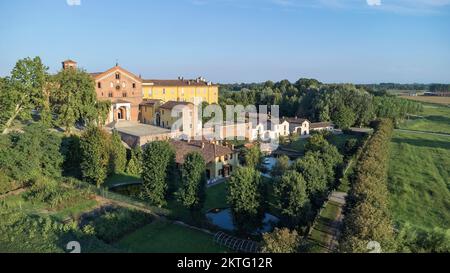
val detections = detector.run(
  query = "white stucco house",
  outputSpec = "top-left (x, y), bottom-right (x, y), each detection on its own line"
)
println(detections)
top-left (310, 122), bottom-right (335, 132)
top-left (283, 117), bottom-right (311, 136)
top-left (248, 114), bottom-right (290, 141)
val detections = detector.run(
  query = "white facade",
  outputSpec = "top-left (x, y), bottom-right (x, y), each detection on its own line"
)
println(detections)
top-left (250, 120), bottom-right (290, 141)
top-left (289, 120), bottom-right (310, 136)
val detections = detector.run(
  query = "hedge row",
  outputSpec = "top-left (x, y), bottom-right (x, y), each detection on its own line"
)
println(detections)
top-left (340, 119), bottom-right (396, 252)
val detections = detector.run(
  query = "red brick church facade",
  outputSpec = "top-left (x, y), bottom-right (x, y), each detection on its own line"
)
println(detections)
top-left (62, 60), bottom-right (143, 123)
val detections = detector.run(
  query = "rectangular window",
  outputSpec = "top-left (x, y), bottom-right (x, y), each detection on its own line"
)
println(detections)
top-left (133, 83), bottom-right (136, 89)
top-left (122, 92), bottom-right (127, 97)
top-left (115, 73), bottom-right (120, 80)
top-left (108, 92), bottom-right (113, 98)
top-left (98, 82), bottom-right (102, 88)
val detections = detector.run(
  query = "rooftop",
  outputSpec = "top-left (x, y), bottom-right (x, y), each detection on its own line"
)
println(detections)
top-left (143, 79), bottom-right (217, 87)
top-left (283, 117), bottom-right (310, 124)
top-left (310, 122), bottom-right (334, 129)
top-left (140, 99), bottom-right (162, 106)
top-left (112, 121), bottom-right (172, 137)
top-left (170, 140), bottom-right (234, 164)
top-left (160, 101), bottom-right (194, 110)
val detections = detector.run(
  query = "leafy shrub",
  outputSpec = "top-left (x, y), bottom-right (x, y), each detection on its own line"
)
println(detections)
top-left (261, 228), bottom-right (300, 253)
top-left (0, 173), bottom-right (21, 195)
top-left (24, 177), bottom-right (93, 210)
top-left (0, 209), bottom-right (114, 253)
top-left (83, 207), bottom-right (153, 243)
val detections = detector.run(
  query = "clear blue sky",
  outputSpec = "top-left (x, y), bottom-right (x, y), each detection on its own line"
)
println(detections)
top-left (0, 0), bottom-right (449, 83)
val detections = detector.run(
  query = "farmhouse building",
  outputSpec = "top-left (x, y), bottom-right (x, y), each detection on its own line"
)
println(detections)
top-left (170, 140), bottom-right (240, 184)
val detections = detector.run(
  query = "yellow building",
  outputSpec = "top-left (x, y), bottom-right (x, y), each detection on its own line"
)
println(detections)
top-left (139, 99), bottom-right (162, 125)
top-left (142, 77), bottom-right (219, 105)
top-left (140, 100), bottom-right (200, 138)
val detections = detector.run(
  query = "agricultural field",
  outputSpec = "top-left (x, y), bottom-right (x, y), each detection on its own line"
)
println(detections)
top-left (400, 95), bottom-right (450, 106)
top-left (388, 131), bottom-right (450, 231)
top-left (399, 104), bottom-right (450, 135)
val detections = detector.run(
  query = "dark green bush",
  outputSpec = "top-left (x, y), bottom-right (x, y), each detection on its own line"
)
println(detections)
top-left (83, 207), bottom-right (153, 243)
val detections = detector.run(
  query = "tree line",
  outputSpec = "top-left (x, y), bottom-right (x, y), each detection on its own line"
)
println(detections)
top-left (339, 119), bottom-right (450, 253)
top-left (0, 57), bottom-right (110, 135)
top-left (339, 119), bottom-right (396, 252)
top-left (219, 79), bottom-right (423, 129)
top-left (230, 134), bottom-right (345, 252)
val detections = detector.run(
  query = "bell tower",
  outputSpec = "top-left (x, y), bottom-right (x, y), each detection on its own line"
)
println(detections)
top-left (62, 59), bottom-right (77, 70)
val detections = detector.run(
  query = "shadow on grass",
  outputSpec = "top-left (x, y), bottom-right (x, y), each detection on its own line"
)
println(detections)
top-left (392, 138), bottom-right (450, 150)
top-left (426, 115), bottom-right (450, 124)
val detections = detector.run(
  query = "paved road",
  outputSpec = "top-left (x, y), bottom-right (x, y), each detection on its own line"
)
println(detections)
top-left (395, 129), bottom-right (450, 137)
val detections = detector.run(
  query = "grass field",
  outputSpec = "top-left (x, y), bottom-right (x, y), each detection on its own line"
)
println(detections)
top-left (400, 95), bottom-right (450, 105)
top-left (104, 173), bottom-right (142, 189)
top-left (204, 182), bottom-right (228, 210)
top-left (307, 200), bottom-right (341, 253)
top-left (388, 131), bottom-right (450, 230)
top-left (1, 192), bottom-right (99, 221)
top-left (399, 104), bottom-right (450, 135)
top-left (115, 220), bottom-right (228, 253)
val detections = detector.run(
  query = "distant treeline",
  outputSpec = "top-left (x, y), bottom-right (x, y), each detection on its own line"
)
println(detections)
top-left (219, 79), bottom-right (423, 129)
top-left (356, 83), bottom-right (450, 92)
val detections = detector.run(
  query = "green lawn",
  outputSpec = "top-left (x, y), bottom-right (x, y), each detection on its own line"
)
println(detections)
top-left (388, 131), bottom-right (450, 231)
top-left (165, 182), bottom-right (229, 224)
top-left (399, 104), bottom-right (450, 135)
top-left (104, 173), bottom-right (142, 189)
top-left (115, 220), bottom-right (228, 253)
top-left (307, 200), bottom-right (341, 253)
top-left (205, 182), bottom-right (228, 210)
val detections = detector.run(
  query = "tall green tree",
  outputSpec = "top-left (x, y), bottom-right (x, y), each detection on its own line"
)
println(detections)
top-left (261, 228), bottom-right (300, 253)
top-left (227, 167), bottom-right (262, 215)
top-left (108, 130), bottom-right (127, 174)
top-left (141, 141), bottom-right (175, 207)
top-left (96, 100), bottom-right (112, 126)
top-left (1, 57), bottom-right (48, 134)
top-left (228, 167), bottom-right (264, 234)
top-left (243, 145), bottom-right (262, 169)
top-left (334, 105), bottom-right (356, 130)
top-left (80, 126), bottom-right (110, 188)
top-left (51, 68), bottom-right (97, 133)
top-left (126, 145), bottom-right (143, 176)
top-left (0, 123), bottom-right (63, 183)
top-left (177, 152), bottom-right (206, 211)
top-left (293, 152), bottom-right (328, 206)
top-left (271, 155), bottom-right (290, 177)
top-left (274, 170), bottom-right (310, 226)
top-left (305, 133), bottom-right (328, 152)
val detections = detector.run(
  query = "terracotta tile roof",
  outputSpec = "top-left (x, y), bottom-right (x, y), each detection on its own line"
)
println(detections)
top-left (140, 99), bottom-right (162, 106)
top-left (283, 117), bottom-right (310, 124)
top-left (159, 101), bottom-right (193, 110)
top-left (89, 66), bottom-right (143, 82)
top-left (310, 122), bottom-right (334, 129)
top-left (170, 140), bottom-right (234, 164)
top-left (143, 79), bottom-right (217, 87)
top-left (89, 72), bottom-right (103, 77)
